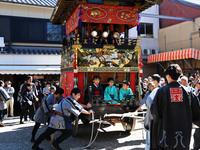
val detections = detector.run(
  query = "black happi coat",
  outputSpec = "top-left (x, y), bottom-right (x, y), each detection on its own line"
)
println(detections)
top-left (151, 81), bottom-right (200, 150)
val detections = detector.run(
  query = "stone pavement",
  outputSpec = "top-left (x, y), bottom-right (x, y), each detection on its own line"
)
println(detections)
top-left (0, 116), bottom-right (196, 150)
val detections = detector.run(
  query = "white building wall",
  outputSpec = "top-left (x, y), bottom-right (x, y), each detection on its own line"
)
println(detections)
top-left (0, 2), bottom-right (61, 74)
top-left (0, 2), bottom-right (53, 19)
top-left (129, 4), bottom-right (160, 53)
top-left (0, 55), bottom-right (61, 65)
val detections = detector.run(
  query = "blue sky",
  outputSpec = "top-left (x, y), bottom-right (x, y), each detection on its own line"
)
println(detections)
top-left (182, 0), bottom-right (200, 5)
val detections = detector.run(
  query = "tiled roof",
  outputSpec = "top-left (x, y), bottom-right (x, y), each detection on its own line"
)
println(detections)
top-left (0, 47), bottom-right (62, 55)
top-left (0, 0), bottom-right (57, 7)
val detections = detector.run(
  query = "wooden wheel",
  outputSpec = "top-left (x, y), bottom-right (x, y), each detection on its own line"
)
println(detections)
top-left (72, 117), bottom-right (79, 137)
top-left (122, 117), bottom-right (136, 132)
top-left (81, 117), bottom-right (90, 124)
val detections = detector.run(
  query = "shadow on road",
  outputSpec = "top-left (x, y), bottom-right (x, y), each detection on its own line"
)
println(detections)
top-left (0, 118), bottom-right (145, 150)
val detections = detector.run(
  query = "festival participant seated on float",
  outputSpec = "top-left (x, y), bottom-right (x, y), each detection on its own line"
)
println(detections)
top-left (104, 78), bottom-right (119, 104)
top-left (119, 80), bottom-right (134, 103)
top-left (91, 75), bottom-right (104, 98)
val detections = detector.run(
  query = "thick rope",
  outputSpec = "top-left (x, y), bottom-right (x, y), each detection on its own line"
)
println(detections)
top-left (70, 112), bottom-right (102, 150)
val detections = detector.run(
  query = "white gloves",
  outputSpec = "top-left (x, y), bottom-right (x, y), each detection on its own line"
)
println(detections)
top-left (27, 100), bottom-right (32, 105)
top-left (52, 104), bottom-right (58, 110)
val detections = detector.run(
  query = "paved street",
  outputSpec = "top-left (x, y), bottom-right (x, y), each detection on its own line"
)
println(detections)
top-left (0, 116), bottom-right (196, 150)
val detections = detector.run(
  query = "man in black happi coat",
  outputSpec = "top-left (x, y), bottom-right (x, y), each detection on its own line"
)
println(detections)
top-left (151, 64), bottom-right (200, 150)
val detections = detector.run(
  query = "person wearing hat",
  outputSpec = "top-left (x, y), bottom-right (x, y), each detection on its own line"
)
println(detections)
top-left (4, 81), bottom-right (15, 117)
top-left (150, 64), bottom-right (200, 150)
top-left (0, 80), bottom-right (10, 127)
top-left (119, 80), bottom-right (134, 102)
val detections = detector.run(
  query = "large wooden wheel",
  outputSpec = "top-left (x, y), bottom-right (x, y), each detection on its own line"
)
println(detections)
top-left (72, 117), bottom-right (79, 137)
top-left (122, 117), bottom-right (136, 132)
top-left (81, 117), bottom-right (90, 124)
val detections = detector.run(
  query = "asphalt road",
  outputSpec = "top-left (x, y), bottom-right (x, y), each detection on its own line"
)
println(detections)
top-left (0, 116), bottom-right (196, 150)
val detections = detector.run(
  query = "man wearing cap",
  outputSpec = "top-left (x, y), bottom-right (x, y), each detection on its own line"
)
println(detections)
top-left (4, 81), bottom-right (15, 117)
top-left (119, 80), bottom-right (134, 102)
top-left (0, 80), bottom-right (10, 127)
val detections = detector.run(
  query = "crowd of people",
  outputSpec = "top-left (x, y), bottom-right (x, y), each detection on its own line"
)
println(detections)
top-left (0, 75), bottom-right (93, 150)
top-left (0, 76), bottom-right (61, 126)
top-left (1, 64), bottom-right (200, 150)
top-left (138, 64), bottom-right (200, 150)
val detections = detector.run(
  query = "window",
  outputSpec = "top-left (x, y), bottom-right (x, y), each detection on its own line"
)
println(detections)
top-left (138, 23), bottom-right (153, 38)
top-left (28, 21), bottom-right (45, 41)
top-left (151, 49), bottom-right (156, 54)
top-left (46, 22), bottom-right (62, 42)
top-left (10, 16), bottom-right (64, 43)
top-left (143, 49), bottom-right (148, 55)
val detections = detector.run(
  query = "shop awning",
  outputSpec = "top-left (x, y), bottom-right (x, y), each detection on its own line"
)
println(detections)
top-left (148, 48), bottom-right (200, 63)
top-left (0, 66), bottom-right (60, 75)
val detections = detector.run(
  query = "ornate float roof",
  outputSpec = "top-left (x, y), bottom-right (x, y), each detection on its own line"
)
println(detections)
top-left (51, 0), bottom-right (163, 25)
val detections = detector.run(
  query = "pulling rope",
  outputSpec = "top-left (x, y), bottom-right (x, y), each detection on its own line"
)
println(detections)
top-left (70, 112), bottom-right (102, 150)
top-left (70, 111), bottom-right (146, 150)
top-left (104, 111), bottom-right (146, 120)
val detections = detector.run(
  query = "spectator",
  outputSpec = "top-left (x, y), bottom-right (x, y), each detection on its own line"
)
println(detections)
top-left (0, 80), bottom-right (10, 127)
top-left (181, 76), bottom-right (195, 94)
top-left (144, 82), bottom-right (155, 150)
top-left (20, 83), bottom-right (37, 124)
top-left (160, 77), bottom-right (166, 87)
top-left (50, 86), bottom-right (56, 94)
top-left (55, 80), bottom-right (60, 89)
top-left (34, 80), bottom-right (42, 102)
top-left (4, 81), bottom-right (15, 117)
top-left (193, 80), bottom-right (200, 150)
top-left (148, 76), bottom-right (152, 83)
top-left (43, 82), bottom-right (51, 97)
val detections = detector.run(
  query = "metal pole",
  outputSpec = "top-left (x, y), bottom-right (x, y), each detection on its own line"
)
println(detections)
top-left (140, 13), bottom-right (194, 21)
top-left (183, 59), bottom-right (195, 72)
